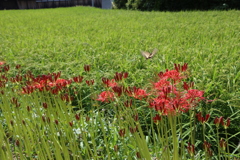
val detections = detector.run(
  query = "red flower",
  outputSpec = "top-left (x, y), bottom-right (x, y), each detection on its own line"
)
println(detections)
top-left (15, 64), bottom-right (21, 69)
top-left (183, 82), bottom-right (194, 90)
top-left (163, 69), bottom-right (183, 82)
top-left (42, 102), bottom-right (48, 109)
top-left (84, 65), bottom-right (90, 72)
top-left (184, 89), bottom-right (205, 105)
top-left (75, 114), bottom-right (80, 120)
top-left (112, 86), bottom-right (123, 96)
top-left (124, 99), bottom-right (132, 107)
top-left (187, 143), bottom-right (195, 156)
top-left (219, 138), bottom-right (226, 150)
top-left (118, 129), bottom-right (126, 137)
top-left (153, 79), bottom-right (170, 91)
top-left (73, 75), bottom-right (83, 83)
top-left (214, 116), bottom-right (223, 127)
top-left (196, 112), bottom-right (210, 124)
top-left (203, 141), bottom-right (213, 157)
top-left (127, 87), bottom-right (149, 100)
top-left (153, 114), bottom-right (161, 124)
top-left (221, 117), bottom-right (230, 129)
top-left (96, 91), bottom-right (115, 102)
top-left (102, 78), bottom-right (117, 88)
top-left (86, 79), bottom-right (94, 86)
top-left (49, 79), bottom-right (72, 87)
top-left (0, 61), bottom-right (5, 66)
top-left (174, 63), bottom-right (188, 72)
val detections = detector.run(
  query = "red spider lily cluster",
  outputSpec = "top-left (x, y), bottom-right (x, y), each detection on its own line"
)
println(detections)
top-left (187, 142), bottom-right (195, 157)
top-left (214, 116), bottom-right (231, 129)
top-left (21, 71), bottom-right (72, 94)
top-left (96, 63), bottom-right (205, 119)
top-left (203, 140), bottom-right (213, 157)
top-left (149, 63), bottom-right (204, 117)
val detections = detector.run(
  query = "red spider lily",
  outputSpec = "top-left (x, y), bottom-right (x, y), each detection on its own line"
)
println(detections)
top-left (214, 116), bottom-right (223, 127)
top-left (42, 102), bottom-right (48, 109)
top-left (55, 120), bottom-right (59, 125)
top-left (10, 120), bottom-right (14, 126)
top-left (129, 126), bottom-right (138, 134)
top-left (0, 61), bottom-right (5, 66)
top-left (153, 114), bottom-right (161, 124)
top-left (69, 121), bottom-right (73, 127)
top-left (150, 93), bottom-right (191, 115)
top-left (123, 72), bottom-right (128, 79)
top-left (1, 75), bottom-right (8, 81)
top-left (220, 138), bottom-right (227, 150)
top-left (203, 141), bottom-right (213, 157)
top-left (3, 65), bottom-right (10, 72)
top-left (11, 97), bottom-right (18, 105)
top-left (61, 93), bottom-right (74, 102)
top-left (22, 72), bottom-right (71, 94)
top-left (221, 117), bottom-right (231, 129)
top-left (22, 84), bottom-right (39, 94)
top-left (22, 120), bottom-right (26, 125)
top-left (203, 140), bottom-right (211, 150)
top-left (50, 87), bottom-right (61, 95)
top-left (27, 106), bottom-right (31, 112)
top-left (112, 86), bottom-right (123, 96)
top-left (96, 91), bottom-right (115, 102)
top-left (102, 78), bottom-right (117, 87)
top-left (114, 72), bottom-right (128, 81)
top-left (184, 89), bottom-right (205, 103)
top-left (75, 114), bottom-right (80, 120)
top-left (15, 64), bottom-right (21, 69)
top-left (150, 98), bottom-right (168, 114)
top-left (153, 79), bottom-right (170, 91)
top-left (136, 152), bottom-right (141, 158)
top-left (52, 71), bottom-right (61, 81)
top-left (187, 142), bottom-right (195, 156)
top-left (163, 69), bottom-right (183, 83)
top-left (86, 79), bottom-right (94, 86)
top-left (73, 75), bottom-right (83, 83)
top-left (118, 129), bottom-right (126, 137)
top-left (15, 140), bottom-right (20, 147)
top-left (10, 74), bottom-right (22, 83)
top-left (133, 114), bottom-right (139, 121)
top-left (183, 82), bottom-right (194, 90)
top-left (48, 79), bottom-right (72, 87)
top-left (126, 87), bottom-right (149, 100)
top-left (196, 112), bottom-right (210, 123)
top-left (0, 81), bottom-right (6, 88)
top-left (124, 99), bottom-right (132, 107)
top-left (174, 63), bottom-right (188, 72)
top-left (114, 72), bottom-right (123, 81)
top-left (84, 64), bottom-right (90, 72)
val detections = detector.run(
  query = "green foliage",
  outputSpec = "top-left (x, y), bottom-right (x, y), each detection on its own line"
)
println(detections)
top-left (114, 0), bottom-right (240, 11)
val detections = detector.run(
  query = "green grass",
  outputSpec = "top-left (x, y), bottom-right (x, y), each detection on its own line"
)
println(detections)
top-left (0, 7), bottom-right (239, 159)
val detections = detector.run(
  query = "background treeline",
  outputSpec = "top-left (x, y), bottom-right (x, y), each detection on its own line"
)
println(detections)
top-left (113, 0), bottom-right (240, 11)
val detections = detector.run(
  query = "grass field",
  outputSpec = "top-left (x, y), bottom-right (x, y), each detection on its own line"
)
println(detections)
top-left (0, 7), bottom-right (239, 159)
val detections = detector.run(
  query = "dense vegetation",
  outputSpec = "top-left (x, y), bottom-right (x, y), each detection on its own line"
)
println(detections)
top-left (114, 0), bottom-right (240, 11)
top-left (0, 7), bottom-right (239, 159)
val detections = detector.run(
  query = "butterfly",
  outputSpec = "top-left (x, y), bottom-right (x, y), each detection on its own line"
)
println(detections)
top-left (141, 48), bottom-right (158, 59)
